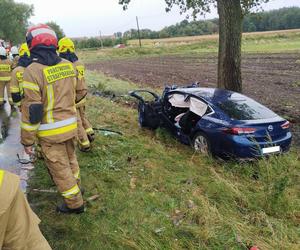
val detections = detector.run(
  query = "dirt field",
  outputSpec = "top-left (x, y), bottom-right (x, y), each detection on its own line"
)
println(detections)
top-left (86, 53), bottom-right (300, 146)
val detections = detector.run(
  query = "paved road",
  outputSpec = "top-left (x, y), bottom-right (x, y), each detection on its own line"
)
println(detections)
top-left (0, 102), bottom-right (30, 191)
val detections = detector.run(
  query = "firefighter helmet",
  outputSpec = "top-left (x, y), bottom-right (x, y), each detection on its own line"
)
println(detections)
top-left (0, 47), bottom-right (7, 56)
top-left (26, 24), bottom-right (58, 50)
top-left (11, 46), bottom-right (19, 55)
top-left (19, 43), bottom-right (30, 57)
top-left (58, 37), bottom-right (75, 53)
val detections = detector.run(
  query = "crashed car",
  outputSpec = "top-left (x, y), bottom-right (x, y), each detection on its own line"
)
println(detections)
top-left (129, 84), bottom-right (292, 159)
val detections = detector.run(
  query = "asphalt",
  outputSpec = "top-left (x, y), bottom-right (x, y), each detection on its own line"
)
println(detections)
top-left (0, 101), bottom-right (31, 191)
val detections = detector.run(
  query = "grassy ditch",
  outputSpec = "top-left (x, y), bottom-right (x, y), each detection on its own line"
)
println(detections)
top-left (28, 71), bottom-right (300, 250)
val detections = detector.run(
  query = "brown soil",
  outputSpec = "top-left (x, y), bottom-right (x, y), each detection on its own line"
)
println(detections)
top-left (86, 53), bottom-right (300, 146)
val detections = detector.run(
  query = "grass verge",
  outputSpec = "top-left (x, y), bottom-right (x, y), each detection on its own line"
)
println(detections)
top-left (28, 71), bottom-right (300, 250)
top-left (78, 29), bottom-right (300, 64)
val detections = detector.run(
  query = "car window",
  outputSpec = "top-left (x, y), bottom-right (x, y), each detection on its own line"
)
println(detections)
top-left (216, 96), bottom-right (277, 120)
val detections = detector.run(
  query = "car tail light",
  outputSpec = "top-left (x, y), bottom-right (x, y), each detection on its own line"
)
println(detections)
top-left (281, 121), bottom-right (290, 129)
top-left (223, 127), bottom-right (256, 135)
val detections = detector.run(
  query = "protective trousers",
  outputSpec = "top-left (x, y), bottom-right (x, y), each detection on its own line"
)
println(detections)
top-left (40, 138), bottom-right (83, 209)
top-left (77, 108), bottom-right (90, 150)
top-left (0, 81), bottom-right (13, 105)
top-left (0, 171), bottom-right (51, 250)
top-left (78, 106), bottom-right (94, 139)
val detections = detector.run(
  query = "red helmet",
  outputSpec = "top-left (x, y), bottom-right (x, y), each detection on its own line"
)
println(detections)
top-left (26, 24), bottom-right (58, 50)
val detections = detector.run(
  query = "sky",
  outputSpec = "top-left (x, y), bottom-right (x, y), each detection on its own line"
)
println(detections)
top-left (16, 0), bottom-right (300, 38)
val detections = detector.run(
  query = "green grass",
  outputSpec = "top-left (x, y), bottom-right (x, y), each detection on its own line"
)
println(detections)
top-left (78, 30), bottom-right (300, 64)
top-left (28, 71), bottom-right (300, 250)
top-left (86, 71), bottom-right (139, 96)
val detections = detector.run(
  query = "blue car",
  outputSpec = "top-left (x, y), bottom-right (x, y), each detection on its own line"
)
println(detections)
top-left (129, 84), bottom-right (292, 159)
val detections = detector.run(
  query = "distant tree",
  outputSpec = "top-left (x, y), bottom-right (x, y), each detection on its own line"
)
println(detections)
top-left (46, 21), bottom-right (65, 40)
top-left (114, 32), bottom-right (123, 38)
top-left (0, 0), bottom-right (33, 44)
top-left (120, 0), bottom-right (270, 93)
top-left (243, 7), bottom-right (300, 32)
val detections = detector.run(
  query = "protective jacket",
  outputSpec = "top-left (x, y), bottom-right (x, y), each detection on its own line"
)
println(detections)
top-left (21, 59), bottom-right (86, 146)
top-left (0, 58), bottom-right (13, 104)
top-left (0, 170), bottom-right (52, 249)
top-left (10, 65), bottom-right (25, 106)
top-left (0, 59), bottom-right (12, 82)
top-left (11, 55), bottom-right (20, 70)
top-left (73, 60), bottom-right (87, 107)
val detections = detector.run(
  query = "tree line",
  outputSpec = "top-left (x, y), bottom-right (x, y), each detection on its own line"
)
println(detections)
top-left (0, 0), bottom-right (33, 44)
top-left (122, 7), bottom-right (300, 40)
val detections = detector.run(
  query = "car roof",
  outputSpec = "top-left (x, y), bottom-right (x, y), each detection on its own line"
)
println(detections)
top-left (169, 87), bottom-right (238, 104)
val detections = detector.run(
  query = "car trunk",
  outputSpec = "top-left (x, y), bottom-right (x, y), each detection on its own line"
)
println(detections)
top-left (237, 118), bottom-right (289, 143)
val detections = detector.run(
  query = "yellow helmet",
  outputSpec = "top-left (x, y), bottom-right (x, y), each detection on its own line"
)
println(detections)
top-left (19, 43), bottom-right (30, 57)
top-left (58, 37), bottom-right (75, 53)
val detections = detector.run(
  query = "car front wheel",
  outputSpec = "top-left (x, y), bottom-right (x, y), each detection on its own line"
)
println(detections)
top-left (192, 132), bottom-right (211, 155)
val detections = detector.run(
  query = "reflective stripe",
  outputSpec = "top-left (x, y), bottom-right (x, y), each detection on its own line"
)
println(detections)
top-left (31, 28), bottom-right (57, 38)
top-left (0, 77), bottom-right (11, 81)
top-left (22, 81), bottom-right (40, 92)
top-left (46, 85), bottom-right (54, 123)
top-left (0, 170), bottom-right (4, 189)
top-left (76, 65), bottom-right (85, 79)
top-left (61, 184), bottom-right (80, 199)
top-left (10, 86), bottom-right (20, 93)
top-left (43, 63), bottom-right (76, 84)
top-left (74, 170), bottom-right (80, 180)
top-left (16, 71), bottom-right (24, 82)
top-left (76, 97), bottom-right (86, 107)
top-left (21, 122), bottom-right (40, 132)
top-left (86, 128), bottom-right (94, 134)
top-left (38, 123), bottom-right (77, 137)
top-left (0, 64), bottom-right (11, 72)
top-left (79, 140), bottom-right (90, 147)
top-left (39, 117), bottom-right (77, 131)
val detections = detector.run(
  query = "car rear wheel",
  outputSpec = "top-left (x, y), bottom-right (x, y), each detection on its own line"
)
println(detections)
top-left (192, 132), bottom-right (211, 155)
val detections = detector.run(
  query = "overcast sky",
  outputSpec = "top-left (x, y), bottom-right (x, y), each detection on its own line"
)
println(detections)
top-left (16, 0), bottom-right (300, 37)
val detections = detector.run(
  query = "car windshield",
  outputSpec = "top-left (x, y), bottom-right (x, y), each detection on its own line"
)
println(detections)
top-left (216, 95), bottom-right (277, 120)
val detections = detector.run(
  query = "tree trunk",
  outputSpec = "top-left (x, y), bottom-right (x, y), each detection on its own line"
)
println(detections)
top-left (217, 0), bottom-right (243, 92)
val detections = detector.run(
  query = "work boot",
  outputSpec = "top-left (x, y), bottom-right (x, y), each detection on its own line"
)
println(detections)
top-left (56, 203), bottom-right (85, 214)
top-left (87, 133), bottom-right (96, 143)
top-left (78, 144), bottom-right (91, 152)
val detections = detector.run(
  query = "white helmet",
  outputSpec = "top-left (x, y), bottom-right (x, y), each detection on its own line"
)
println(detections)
top-left (11, 46), bottom-right (18, 55)
top-left (0, 47), bottom-right (6, 56)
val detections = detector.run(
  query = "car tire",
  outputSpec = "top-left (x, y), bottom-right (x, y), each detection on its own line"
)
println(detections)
top-left (192, 132), bottom-right (211, 155)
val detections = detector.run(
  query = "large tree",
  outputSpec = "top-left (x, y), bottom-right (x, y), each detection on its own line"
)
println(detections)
top-left (0, 0), bottom-right (33, 44)
top-left (119, 0), bottom-right (270, 93)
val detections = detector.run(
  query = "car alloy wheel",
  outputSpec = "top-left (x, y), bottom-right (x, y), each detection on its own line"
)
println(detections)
top-left (193, 132), bottom-right (210, 155)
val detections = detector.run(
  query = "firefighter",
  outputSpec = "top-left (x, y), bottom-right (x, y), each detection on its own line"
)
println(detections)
top-left (0, 169), bottom-right (52, 249)
top-left (10, 46), bottom-right (20, 69)
top-left (21, 24), bottom-right (85, 214)
top-left (0, 47), bottom-right (13, 106)
top-left (10, 43), bottom-right (32, 107)
top-left (58, 37), bottom-right (95, 152)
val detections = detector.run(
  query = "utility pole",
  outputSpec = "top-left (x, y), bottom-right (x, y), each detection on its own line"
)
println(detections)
top-left (99, 30), bottom-right (104, 49)
top-left (136, 16), bottom-right (142, 48)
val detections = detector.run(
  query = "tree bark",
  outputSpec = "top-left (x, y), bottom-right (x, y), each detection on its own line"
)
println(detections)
top-left (217, 0), bottom-right (243, 92)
